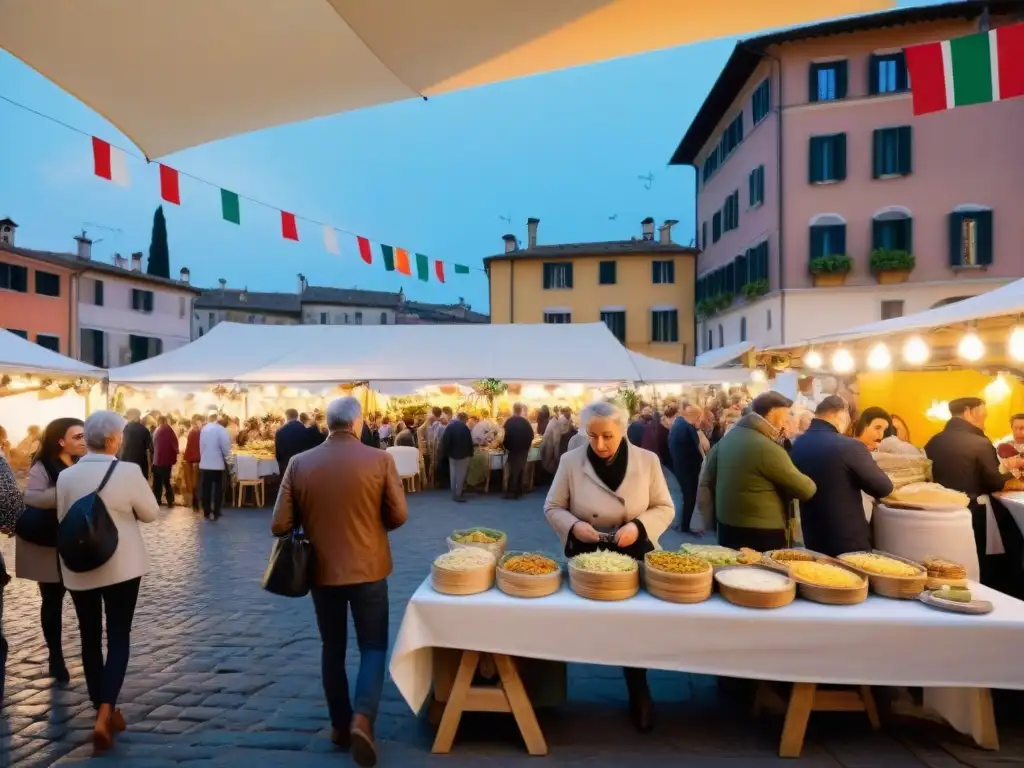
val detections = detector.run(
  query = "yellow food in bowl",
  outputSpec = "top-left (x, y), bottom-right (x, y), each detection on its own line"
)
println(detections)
top-left (453, 530), bottom-right (501, 544)
top-left (770, 549), bottom-right (815, 562)
top-left (840, 552), bottom-right (920, 577)
top-left (502, 554), bottom-right (559, 575)
top-left (788, 561), bottom-right (864, 588)
top-left (645, 552), bottom-right (711, 574)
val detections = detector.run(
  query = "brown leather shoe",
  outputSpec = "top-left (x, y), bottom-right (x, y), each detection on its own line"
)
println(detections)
top-left (349, 714), bottom-right (377, 767)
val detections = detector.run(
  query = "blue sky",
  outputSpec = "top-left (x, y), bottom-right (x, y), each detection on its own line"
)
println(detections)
top-left (0, 2), bottom-right (931, 311)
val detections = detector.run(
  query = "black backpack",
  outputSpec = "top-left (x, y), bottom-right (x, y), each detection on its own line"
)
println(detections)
top-left (57, 460), bottom-right (120, 573)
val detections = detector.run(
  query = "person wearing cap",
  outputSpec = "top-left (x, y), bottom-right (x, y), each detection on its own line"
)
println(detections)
top-left (789, 396), bottom-right (893, 557)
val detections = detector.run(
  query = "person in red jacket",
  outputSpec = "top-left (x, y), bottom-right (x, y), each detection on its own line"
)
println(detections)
top-left (183, 415), bottom-right (203, 511)
top-left (152, 416), bottom-right (180, 507)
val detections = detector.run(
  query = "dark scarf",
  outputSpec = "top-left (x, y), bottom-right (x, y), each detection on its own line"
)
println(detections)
top-left (39, 455), bottom-right (76, 485)
top-left (587, 439), bottom-right (629, 492)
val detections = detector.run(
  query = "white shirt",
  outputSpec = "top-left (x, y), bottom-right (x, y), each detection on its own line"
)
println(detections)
top-left (199, 422), bottom-right (232, 470)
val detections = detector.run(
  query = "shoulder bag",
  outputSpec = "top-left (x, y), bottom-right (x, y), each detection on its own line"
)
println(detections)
top-left (261, 503), bottom-right (314, 598)
top-left (15, 506), bottom-right (60, 547)
top-left (56, 460), bottom-right (121, 573)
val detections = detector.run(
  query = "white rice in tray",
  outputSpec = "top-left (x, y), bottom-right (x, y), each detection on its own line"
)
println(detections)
top-left (433, 548), bottom-right (496, 571)
top-left (716, 568), bottom-right (791, 592)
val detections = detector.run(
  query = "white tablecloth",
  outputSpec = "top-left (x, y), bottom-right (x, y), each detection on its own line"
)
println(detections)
top-left (391, 578), bottom-right (1024, 742)
top-left (487, 445), bottom-right (542, 471)
top-left (996, 492), bottom-right (1024, 536)
top-left (227, 455), bottom-right (280, 477)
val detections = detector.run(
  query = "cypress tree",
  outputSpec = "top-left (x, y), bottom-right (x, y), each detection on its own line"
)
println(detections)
top-left (147, 205), bottom-right (170, 278)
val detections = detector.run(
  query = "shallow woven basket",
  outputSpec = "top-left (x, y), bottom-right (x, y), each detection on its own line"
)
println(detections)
top-left (447, 528), bottom-right (507, 559)
top-left (784, 559), bottom-right (869, 605)
top-left (714, 566), bottom-right (795, 609)
top-left (431, 562), bottom-right (495, 596)
top-left (643, 554), bottom-right (713, 604)
top-left (568, 561), bottom-right (639, 601)
top-left (496, 552), bottom-right (562, 598)
top-left (838, 550), bottom-right (928, 600)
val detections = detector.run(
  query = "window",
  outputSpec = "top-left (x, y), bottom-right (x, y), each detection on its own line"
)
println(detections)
top-left (718, 324), bottom-right (725, 347)
top-left (701, 222), bottom-right (708, 250)
top-left (718, 114), bottom-right (744, 162)
top-left (752, 78), bottom-right (771, 124)
top-left (767, 309), bottom-right (772, 330)
top-left (749, 165), bottom-right (765, 207)
top-left (208, 312), bottom-right (215, 326)
top-left (544, 311), bottom-right (571, 324)
top-left (320, 311), bottom-right (329, 324)
top-left (809, 61), bottom-right (848, 102)
top-left (6, 329), bottom-right (27, 339)
top-left (722, 190), bottom-right (740, 232)
top-left (948, 210), bottom-right (993, 267)
top-left (651, 310), bottom-right (679, 343)
top-left (872, 127), bottom-right (913, 178)
top-left (179, 296), bottom-right (186, 319)
top-left (542, 262), bottom-right (573, 289)
top-left (702, 148), bottom-right (719, 183)
top-left (131, 288), bottom-right (154, 312)
top-left (707, 329), bottom-right (713, 350)
top-left (740, 317), bottom-right (747, 342)
top-left (33, 270), bottom-right (61, 297)
top-left (870, 52), bottom-right (908, 95)
top-left (380, 312), bottom-right (388, 324)
top-left (355, 312), bottom-right (363, 325)
top-left (36, 334), bottom-right (59, 352)
top-left (129, 334), bottom-right (163, 363)
top-left (743, 241), bottom-right (770, 282)
top-left (808, 134), bottom-right (847, 183)
top-left (652, 260), bottom-right (675, 284)
top-left (94, 279), bottom-right (104, 306)
top-left (810, 224), bottom-right (847, 258)
top-left (601, 310), bottom-right (626, 343)
top-left (0, 262), bottom-right (28, 292)
top-left (873, 215), bottom-right (913, 252)
top-left (598, 261), bottom-right (617, 285)
top-left (881, 300), bottom-right (904, 320)
top-left (712, 212), bottom-right (722, 243)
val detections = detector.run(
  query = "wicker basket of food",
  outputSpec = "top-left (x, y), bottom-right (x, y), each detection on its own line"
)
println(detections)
top-left (715, 565), bottom-right (796, 609)
top-left (872, 452), bottom-right (932, 489)
top-left (448, 527), bottom-right (507, 558)
top-left (783, 559), bottom-right (869, 605)
top-left (431, 548), bottom-right (496, 596)
top-left (680, 544), bottom-right (760, 571)
top-left (643, 552), bottom-right (713, 604)
top-left (762, 548), bottom-right (819, 569)
top-left (496, 552), bottom-right (562, 598)
top-left (920, 556), bottom-right (969, 589)
top-left (568, 551), bottom-right (639, 601)
top-left (838, 551), bottom-right (927, 599)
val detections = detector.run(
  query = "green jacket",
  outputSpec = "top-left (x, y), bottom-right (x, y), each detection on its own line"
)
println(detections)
top-left (698, 413), bottom-right (816, 531)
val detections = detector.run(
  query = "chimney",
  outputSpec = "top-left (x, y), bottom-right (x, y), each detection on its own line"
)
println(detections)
top-left (218, 278), bottom-right (227, 291)
top-left (179, 267), bottom-right (190, 283)
top-left (527, 217), bottom-right (539, 249)
top-left (74, 231), bottom-right (92, 259)
top-left (659, 219), bottom-right (679, 245)
top-left (641, 217), bottom-right (655, 241)
top-left (502, 234), bottom-right (517, 253)
top-left (297, 273), bottom-right (307, 294)
top-left (239, 288), bottom-right (248, 303)
top-left (130, 251), bottom-right (143, 271)
top-left (398, 286), bottom-right (405, 305)
top-left (113, 253), bottom-right (127, 269)
top-left (0, 218), bottom-right (17, 246)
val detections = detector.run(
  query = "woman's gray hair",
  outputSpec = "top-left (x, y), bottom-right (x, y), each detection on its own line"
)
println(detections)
top-left (84, 410), bottom-right (126, 450)
top-left (326, 396), bottom-right (362, 431)
top-left (579, 399), bottom-right (627, 431)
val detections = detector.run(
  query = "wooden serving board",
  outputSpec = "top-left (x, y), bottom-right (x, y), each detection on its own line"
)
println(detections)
top-left (918, 591), bottom-right (993, 615)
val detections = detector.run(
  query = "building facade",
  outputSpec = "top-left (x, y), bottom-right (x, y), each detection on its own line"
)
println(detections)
top-left (670, 0), bottom-right (1024, 353)
top-left (486, 218), bottom-right (698, 363)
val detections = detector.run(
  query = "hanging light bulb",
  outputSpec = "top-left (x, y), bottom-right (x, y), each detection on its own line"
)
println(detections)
top-left (1009, 326), bottom-right (1024, 361)
top-left (751, 369), bottom-right (767, 383)
top-left (985, 374), bottom-right (1011, 404)
top-left (866, 343), bottom-right (891, 370)
top-left (804, 350), bottom-right (823, 369)
top-left (831, 349), bottom-right (855, 374)
top-left (958, 331), bottom-right (985, 362)
top-left (903, 336), bottom-right (930, 365)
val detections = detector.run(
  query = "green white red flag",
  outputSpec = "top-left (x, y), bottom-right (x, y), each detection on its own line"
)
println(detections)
top-left (905, 22), bottom-right (1024, 115)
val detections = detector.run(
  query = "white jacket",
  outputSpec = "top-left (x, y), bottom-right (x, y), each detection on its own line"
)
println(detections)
top-left (56, 453), bottom-right (159, 591)
top-left (199, 422), bottom-right (232, 471)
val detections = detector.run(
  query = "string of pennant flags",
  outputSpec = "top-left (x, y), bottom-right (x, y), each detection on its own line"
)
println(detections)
top-left (89, 135), bottom-right (474, 283)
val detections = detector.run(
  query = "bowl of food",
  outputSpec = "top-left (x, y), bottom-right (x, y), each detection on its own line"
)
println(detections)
top-left (497, 552), bottom-right (562, 598)
top-left (838, 551), bottom-right (927, 599)
top-left (715, 565), bottom-right (796, 609)
top-left (568, 550), bottom-right (639, 601)
top-left (784, 560), bottom-right (868, 604)
top-left (643, 552), bottom-right (713, 603)
top-left (680, 544), bottom-right (759, 569)
top-left (431, 547), bottom-right (497, 596)
top-left (764, 549), bottom-right (817, 565)
top-left (920, 556), bottom-right (969, 590)
top-left (448, 527), bottom-right (507, 558)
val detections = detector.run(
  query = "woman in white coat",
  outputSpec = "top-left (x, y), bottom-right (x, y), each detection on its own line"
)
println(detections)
top-left (56, 411), bottom-right (159, 753)
top-left (18, 417), bottom-right (87, 683)
top-left (544, 400), bottom-right (674, 734)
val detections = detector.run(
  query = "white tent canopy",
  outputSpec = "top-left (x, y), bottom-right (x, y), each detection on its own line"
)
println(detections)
top-left (628, 350), bottom-right (751, 385)
top-left (106, 322), bottom-right (747, 386)
top-left (695, 342), bottom-right (754, 369)
top-left (0, 329), bottom-right (102, 378)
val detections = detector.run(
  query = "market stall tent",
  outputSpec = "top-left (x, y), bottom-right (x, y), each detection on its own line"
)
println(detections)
top-left (695, 342), bottom-right (755, 369)
top-left (628, 350), bottom-right (752, 385)
top-left (0, 0), bottom-right (891, 158)
top-left (0, 328), bottom-right (102, 377)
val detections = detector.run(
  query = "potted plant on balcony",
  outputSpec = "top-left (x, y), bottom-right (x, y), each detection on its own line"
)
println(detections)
top-left (741, 279), bottom-right (769, 301)
top-left (809, 254), bottom-right (852, 287)
top-left (870, 248), bottom-right (915, 285)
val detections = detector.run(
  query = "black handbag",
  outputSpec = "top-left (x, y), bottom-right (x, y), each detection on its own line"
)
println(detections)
top-left (261, 507), bottom-right (313, 598)
top-left (56, 460), bottom-right (120, 573)
top-left (15, 506), bottom-right (60, 547)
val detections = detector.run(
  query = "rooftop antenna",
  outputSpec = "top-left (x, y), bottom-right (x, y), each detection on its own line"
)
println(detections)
top-left (498, 215), bottom-right (512, 225)
top-left (637, 172), bottom-right (654, 190)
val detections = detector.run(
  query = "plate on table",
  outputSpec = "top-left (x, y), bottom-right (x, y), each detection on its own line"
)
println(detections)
top-left (918, 591), bottom-right (993, 615)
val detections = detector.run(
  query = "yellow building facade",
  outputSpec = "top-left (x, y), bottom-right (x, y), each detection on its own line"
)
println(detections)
top-left (486, 218), bottom-right (698, 363)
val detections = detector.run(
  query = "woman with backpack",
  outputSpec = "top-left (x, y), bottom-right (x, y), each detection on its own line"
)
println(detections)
top-left (56, 411), bottom-right (159, 753)
top-left (17, 417), bottom-right (86, 683)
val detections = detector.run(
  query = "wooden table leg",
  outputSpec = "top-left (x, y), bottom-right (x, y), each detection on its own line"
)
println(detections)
top-left (494, 653), bottom-right (548, 755)
top-left (860, 686), bottom-right (881, 730)
top-left (432, 650), bottom-right (480, 754)
top-left (780, 682), bottom-right (816, 758)
top-left (971, 688), bottom-right (999, 750)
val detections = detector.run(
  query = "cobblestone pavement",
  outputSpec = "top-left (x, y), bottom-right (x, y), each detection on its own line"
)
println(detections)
top-left (1, 483), bottom-right (1022, 767)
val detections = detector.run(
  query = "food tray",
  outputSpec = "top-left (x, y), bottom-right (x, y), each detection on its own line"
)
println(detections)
top-left (447, 527), bottom-right (507, 558)
top-left (762, 548), bottom-right (822, 567)
top-left (496, 552), bottom-right (562, 598)
top-left (431, 563), bottom-right (495, 596)
top-left (568, 561), bottom-right (639, 601)
top-left (918, 591), bottom-right (993, 615)
top-left (714, 566), bottom-right (795, 609)
top-left (782, 559), bottom-right (869, 605)
top-left (838, 550), bottom-right (927, 600)
top-left (643, 553), bottom-right (713, 604)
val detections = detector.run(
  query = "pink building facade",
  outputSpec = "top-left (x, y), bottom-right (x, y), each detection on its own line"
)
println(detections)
top-left (671, 1), bottom-right (1024, 357)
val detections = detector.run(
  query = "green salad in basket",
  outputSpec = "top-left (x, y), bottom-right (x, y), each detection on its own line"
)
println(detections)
top-left (679, 544), bottom-right (740, 566)
top-left (451, 528), bottom-right (505, 545)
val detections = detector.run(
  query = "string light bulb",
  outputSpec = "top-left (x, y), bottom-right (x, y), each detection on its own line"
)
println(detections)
top-left (903, 336), bottom-right (930, 365)
top-left (958, 332), bottom-right (985, 362)
top-left (1009, 326), bottom-right (1024, 361)
top-left (831, 349), bottom-right (855, 374)
top-left (751, 369), bottom-right (767, 383)
top-left (985, 374), bottom-right (1011, 404)
top-left (804, 350), bottom-right (823, 369)
top-left (866, 343), bottom-right (891, 370)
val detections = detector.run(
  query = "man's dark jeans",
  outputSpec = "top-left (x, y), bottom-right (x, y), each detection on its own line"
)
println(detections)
top-left (310, 580), bottom-right (389, 728)
top-left (506, 450), bottom-right (529, 498)
top-left (71, 577), bottom-right (141, 708)
top-left (152, 465), bottom-right (174, 506)
top-left (200, 469), bottom-right (225, 518)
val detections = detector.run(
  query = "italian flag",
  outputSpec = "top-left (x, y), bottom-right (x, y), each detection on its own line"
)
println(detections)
top-left (906, 22), bottom-right (1024, 115)
top-left (91, 137), bottom-right (131, 187)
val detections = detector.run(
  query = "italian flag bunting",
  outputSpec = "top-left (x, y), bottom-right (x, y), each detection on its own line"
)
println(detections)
top-left (434, 260), bottom-right (446, 283)
top-left (415, 253), bottom-right (429, 282)
top-left (906, 22), bottom-right (1024, 115)
top-left (159, 164), bottom-right (180, 205)
top-left (91, 137), bottom-right (130, 187)
top-left (280, 211), bottom-right (299, 241)
top-left (220, 189), bottom-right (240, 224)
top-left (453, 264), bottom-right (470, 275)
top-left (322, 226), bottom-right (340, 255)
top-left (357, 236), bottom-right (373, 264)
top-left (381, 244), bottom-right (396, 271)
top-left (394, 248), bottom-right (412, 276)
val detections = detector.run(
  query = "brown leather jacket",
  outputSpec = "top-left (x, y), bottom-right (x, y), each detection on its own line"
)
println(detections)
top-left (271, 430), bottom-right (407, 586)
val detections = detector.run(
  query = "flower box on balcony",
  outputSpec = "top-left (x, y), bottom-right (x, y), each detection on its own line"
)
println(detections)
top-left (809, 255), bottom-right (852, 288)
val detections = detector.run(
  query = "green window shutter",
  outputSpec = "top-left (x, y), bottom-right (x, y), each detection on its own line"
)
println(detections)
top-left (809, 64), bottom-right (819, 102)
top-left (566, 264), bottom-right (574, 288)
top-left (900, 218), bottom-right (913, 254)
top-left (759, 166), bottom-right (765, 202)
top-left (810, 226), bottom-right (824, 259)
top-left (872, 219), bottom-right (885, 251)
top-left (872, 129), bottom-right (884, 179)
top-left (976, 210), bottom-right (994, 265)
top-left (868, 54), bottom-right (880, 95)
top-left (832, 224), bottom-right (847, 256)
top-left (948, 212), bottom-right (964, 266)
top-left (809, 137), bottom-right (821, 183)
top-left (836, 60), bottom-right (849, 99)
top-left (748, 170), bottom-right (755, 206)
top-left (895, 52), bottom-right (909, 91)
top-left (897, 126), bottom-right (913, 175)
top-left (834, 134), bottom-right (847, 181)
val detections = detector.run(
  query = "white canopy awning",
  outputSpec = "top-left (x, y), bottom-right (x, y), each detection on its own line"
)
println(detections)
top-left (694, 342), bottom-right (754, 369)
top-left (0, 329), bottom-right (103, 378)
top-left (106, 322), bottom-right (746, 386)
top-left (628, 350), bottom-right (752, 385)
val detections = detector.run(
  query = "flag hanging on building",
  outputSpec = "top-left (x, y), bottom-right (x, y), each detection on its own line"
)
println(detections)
top-left (220, 189), bottom-right (240, 224)
top-left (357, 236), bottom-right (373, 264)
top-left (394, 247), bottom-right (412, 276)
top-left (91, 137), bottom-right (131, 187)
top-left (323, 226), bottom-right (340, 255)
top-left (159, 164), bottom-right (181, 205)
top-left (434, 260), bottom-right (446, 283)
top-left (905, 22), bottom-right (1024, 115)
top-left (453, 264), bottom-right (470, 275)
top-left (281, 211), bottom-right (299, 241)
top-left (415, 253), bottom-right (429, 282)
